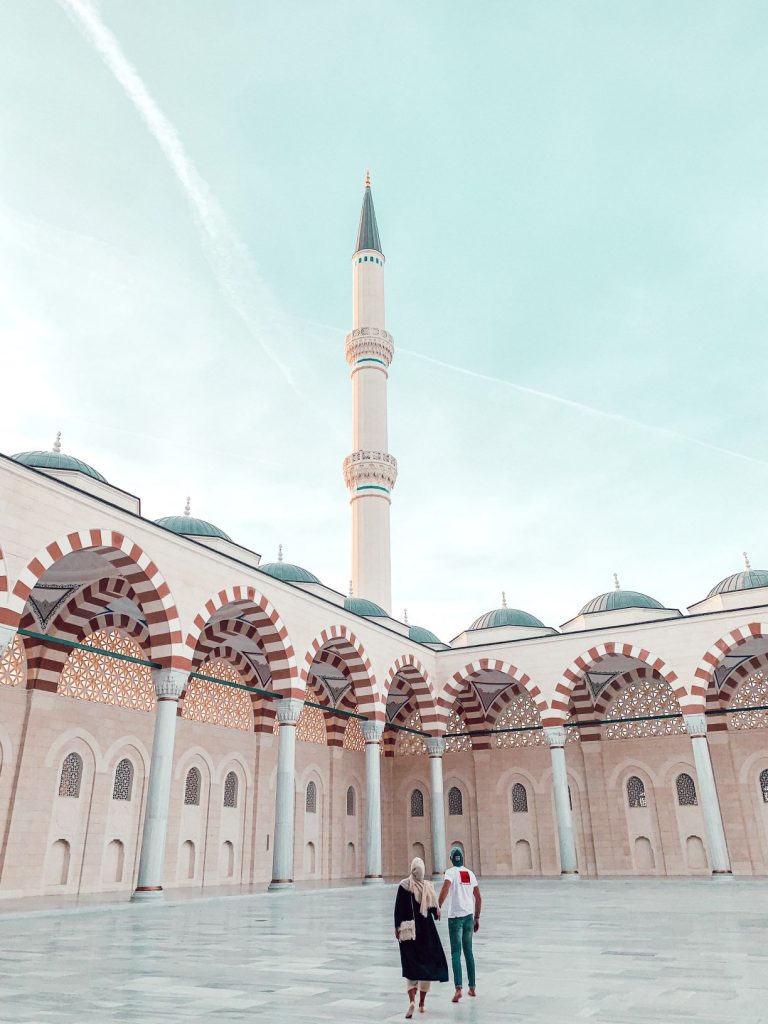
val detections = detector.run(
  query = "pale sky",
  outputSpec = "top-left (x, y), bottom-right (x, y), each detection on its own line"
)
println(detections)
top-left (2, 1), bottom-right (767, 641)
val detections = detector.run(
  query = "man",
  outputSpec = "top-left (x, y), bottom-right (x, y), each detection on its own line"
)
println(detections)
top-left (438, 846), bottom-right (481, 1003)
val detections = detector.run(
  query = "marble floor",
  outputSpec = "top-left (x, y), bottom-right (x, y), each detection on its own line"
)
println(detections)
top-left (1, 879), bottom-right (767, 1023)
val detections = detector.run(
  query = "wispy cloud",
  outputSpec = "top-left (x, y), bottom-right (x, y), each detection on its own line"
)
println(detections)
top-left (56, 0), bottom-right (298, 391)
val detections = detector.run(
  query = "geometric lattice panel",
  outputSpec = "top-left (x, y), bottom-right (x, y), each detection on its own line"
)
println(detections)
top-left (182, 658), bottom-right (253, 731)
top-left (603, 678), bottom-right (685, 740)
top-left (395, 710), bottom-right (427, 756)
top-left (730, 670), bottom-right (768, 731)
top-left (493, 695), bottom-right (545, 748)
top-left (343, 717), bottom-right (365, 752)
top-left (446, 702), bottom-right (472, 753)
top-left (58, 629), bottom-right (154, 712)
top-left (0, 634), bottom-right (25, 687)
top-left (296, 705), bottom-right (327, 745)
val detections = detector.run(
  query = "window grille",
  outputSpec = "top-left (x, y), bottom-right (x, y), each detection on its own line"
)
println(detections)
top-left (448, 786), bottom-right (463, 816)
top-left (676, 772), bottom-right (697, 806)
top-left (346, 786), bottom-right (355, 816)
top-left (512, 782), bottom-right (528, 813)
top-left (58, 752), bottom-right (83, 798)
top-left (761, 769), bottom-right (768, 804)
top-left (306, 780), bottom-right (317, 813)
top-left (184, 767), bottom-right (201, 806)
top-left (112, 758), bottom-right (133, 801)
top-left (627, 776), bottom-right (646, 808)
top-left (223, 771), bottom-right (238, 808)
top-left (410, 789), bottom-right (424, 817)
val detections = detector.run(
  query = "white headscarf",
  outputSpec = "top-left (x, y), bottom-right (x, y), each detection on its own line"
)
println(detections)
top-left (400, 856), bottom-right (438, 917)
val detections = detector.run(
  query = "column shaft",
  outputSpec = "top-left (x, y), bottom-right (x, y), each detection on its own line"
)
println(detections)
top-left (686, 714), bottom-right (731, 874)
top-left (544, 727), bottom-right (579, 876)
top-left (362, 720), bottom-right (384, 883)
top-left (426, 738), bottom-right (446, 880)
top-left (269, 698), bottom-right (303, 890)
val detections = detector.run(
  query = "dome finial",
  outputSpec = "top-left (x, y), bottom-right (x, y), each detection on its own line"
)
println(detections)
top-left (52, 431), bottom-right (61, 454)
top-left (743, 551), bottom-right (751, 571)
top-left (349, 579), bottom-right (354, 597)
top-left (613, 573), bottom-right (621, 590)
top-left (364, 168), bottom-right (371, 188)
top-left (184, 496), bottom-right (191, 517)
top-left (278, 544), bottom-right (284, 563)
top-left (403, 608), bottom-right (409, 625)
top-left (501, 591), bottom-right (507, 608)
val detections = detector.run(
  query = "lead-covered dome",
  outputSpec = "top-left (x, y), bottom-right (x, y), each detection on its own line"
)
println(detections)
top-left (580, 579), bottom-right (664, 615)
top-left (408, 624), bottom-right (442, 644)
top-left (13, 433), bottom-right (106, 483)
top-left (260, 562), bottom-right (319, 584)
top-left (469, 595), bottom-right (545, 631)
top-left (344, 596), bottom-right (387, 617)
top-left (708, 554), bottom-right (768, 597)
top-left (155, 500), bottom-right (231, 541)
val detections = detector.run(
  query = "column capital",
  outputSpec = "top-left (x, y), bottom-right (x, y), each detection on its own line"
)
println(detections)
top-left (151, 667), bottom-right (187, 700)
top-left (361, 720), bottom-right (384, 743)
top-left (683, 712), bottom-right (708, 737)
top-left (543, 725), bottom-right (567, 749)
top-left (425, 736), bottom-right (446, 757)
top-left (275, 697), bottom-right (304, 725)
top-left (0, 624), bottom-right (16, 659)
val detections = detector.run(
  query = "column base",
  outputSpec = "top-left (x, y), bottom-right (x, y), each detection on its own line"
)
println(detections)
top-left (131, 886), bottom-right (164, 903)
top-left (560, 871), bottom-right (580, 880)
top-left (431, 872), bottom-right (444, 882)
top-left (362, 875), bottom-right (385, 886)
top-left (268, 880), bottom-right (295, 891)
top-left (712, 870), bottom-right (734, 879)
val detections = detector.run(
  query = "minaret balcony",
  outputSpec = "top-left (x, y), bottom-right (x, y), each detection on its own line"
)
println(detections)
top-left (345, 328), bottom-right (394, 368)
top-left (343, 450), bottom-right (398, 491)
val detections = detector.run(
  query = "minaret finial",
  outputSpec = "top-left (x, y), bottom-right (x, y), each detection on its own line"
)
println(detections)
top-left (501, 591), bottom-right (507, 608)
top-left (743, 551), bottom-right (751, 571)
top-left (613, 573), bottom-right (621, 590)
top-left (365, 168), bottom-right (371, 188)
top-left (278, 544), bottom-right (283, 563)
top-left (403, 608), bottom-right (409, 625)
top-left (184, 496), bottom-right (191, 517)
top-left (52, 431), bottom-right (61, 454)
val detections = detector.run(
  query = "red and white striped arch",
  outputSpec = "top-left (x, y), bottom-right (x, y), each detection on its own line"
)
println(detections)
top-left (554, 641), bottom-right (684, 718)
top-left (485, 676), bottom-right (547, 730)
top-left (0, 544), bottom-right (8, 608)
top-left (5, 530), bottom-right (183, 667)
top-left (301, 626), bottom-right (381, 720)
top-left (692, 623), bottom-right (768, 711)
top-left (441, 660), bottom-right (548, 740)
top-left (191, 617), bottom-right (266, 674)
top-left (185, 586), bottom-right (298, 696)
top-left (593, 665), bottom-right (683, 718)
top-left (383, 655), bottom-right (438, 734)
top-left (710, 649), bottom-right (768, 710)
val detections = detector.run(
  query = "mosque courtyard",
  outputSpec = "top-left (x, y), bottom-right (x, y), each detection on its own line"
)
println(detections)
top-left (0, 878), bottom-right (766, 1023)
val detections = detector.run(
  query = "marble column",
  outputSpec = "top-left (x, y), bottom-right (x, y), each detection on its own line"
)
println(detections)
top-left (269, 697), bottom-right (304, 890)
top-left (132, 667), bottom-right (188, 901)
top-left (361, 720), bottom-right (385, 884)
top-left (544, 726), bottom-right (579, 876)
top-left (426, 737), bottom-right (447, 880)
top-left (684, 713), bottom-right (732, 875)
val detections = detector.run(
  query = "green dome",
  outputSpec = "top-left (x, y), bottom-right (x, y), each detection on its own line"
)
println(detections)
top-left (155, 514), bottom-right (231, 542)
top-left (708, 569), bottom-right (768, 598)
top-left (409, 624), bottom-right (442, 644)
top-left (580, 590), bottom-right (664, 614)
top-left (13, 449), bottom-right (107, 483)
top-left (470, 607), bottom-right (545, 630)
top-left (344, 596), bottom-right (388, 617)
top-left (260, 562), bottom-right (319, 584)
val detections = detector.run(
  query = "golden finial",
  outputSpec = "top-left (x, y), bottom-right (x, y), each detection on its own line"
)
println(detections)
top-left (364, 168), bottom-right (371, 188)
top-left (184, 497), bottom-right (191, 517)
top-left (52, 431), bottom-right (62, 454)
top-left (743, 551), bottom-right (751, 571)
top-left (613, 573), bottom-right (621, 590)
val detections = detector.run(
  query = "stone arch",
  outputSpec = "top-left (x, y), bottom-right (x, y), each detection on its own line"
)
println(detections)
top-left (185, 586), bottom-right (298, 695)
top-left (693, 623), bottom-right (768, 712)
top-left (554, 641), bottom-right (683, 721)
top-left (441, 660), bottom-right (546, 748)
top-left (383, 655), bottom-right (438, 732)
top-left (6, 529), bottom-right (183, 667)
top-left (301, 626), bottom-right (380, 719)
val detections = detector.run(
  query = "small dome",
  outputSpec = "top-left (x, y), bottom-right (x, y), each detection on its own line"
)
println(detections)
top-left (469, 607), bottom-right (545, 630)
top-left (344, 596), bottom-right (388, 617)
top-left (408, 624), bottom-right (442, 644)
top-left (13, 448), bottom-right (106, 483)
top-left (260, 562), bottom-right (319, 584)
top-left (579, 590), bottom-right (664, 614)
top-left (155, 514), bottom-right (231, 542)
top-left (708, 568), bottom-right (768, 598)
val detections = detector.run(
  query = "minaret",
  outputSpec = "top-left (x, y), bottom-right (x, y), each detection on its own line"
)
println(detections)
top-left (342, 172), bottom-right (397, 613)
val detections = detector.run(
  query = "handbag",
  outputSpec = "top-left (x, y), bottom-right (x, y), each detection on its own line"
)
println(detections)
top-left (398, 891), bottom-right (417, 942)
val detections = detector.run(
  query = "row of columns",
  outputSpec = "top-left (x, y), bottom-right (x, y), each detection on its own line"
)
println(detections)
top-left (60, 664), bottom-right (731, 897)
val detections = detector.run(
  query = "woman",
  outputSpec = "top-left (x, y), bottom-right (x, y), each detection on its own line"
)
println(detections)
top-left (394, 857), bottom-right (449, 1018)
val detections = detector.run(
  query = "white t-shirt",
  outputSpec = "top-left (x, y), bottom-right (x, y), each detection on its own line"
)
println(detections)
top-left (443, 865), bottom-right (478, 918)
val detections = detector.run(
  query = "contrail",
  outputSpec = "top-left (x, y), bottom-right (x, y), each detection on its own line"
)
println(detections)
top-left (56, 0), bottom-right (297, 390)
top-left (399, 347), bottom-right (768, 469)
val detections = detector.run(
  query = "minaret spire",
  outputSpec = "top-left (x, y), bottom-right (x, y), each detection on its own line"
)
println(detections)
top-left (342, 173), bottom-right (397, 613)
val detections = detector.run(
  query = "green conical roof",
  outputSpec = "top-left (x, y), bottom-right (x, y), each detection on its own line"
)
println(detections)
top-left (355, 175), bottom-right (382, 254)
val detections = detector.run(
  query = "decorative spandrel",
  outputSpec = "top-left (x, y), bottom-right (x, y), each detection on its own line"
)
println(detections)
top-left (343, 717), bottom-right (365, 752)
top-left (731, 670), bottom-right (768, 730)
top-left (182, 659), bottom-right (253, 731)
top-left (0, 634), bottom-right (25, 687)
top-left (59, 628), bottom-right (154, 712)
top-left (395, 710), bottom-right (427, 756)
top-left (445, 702), bottom-right (472, 753)
top-left (296, 705), bottom-right (327, 745)
top-left (493, 695), bottom-right (545, 748)
top-left (603, 678), bottom-right (685, 740)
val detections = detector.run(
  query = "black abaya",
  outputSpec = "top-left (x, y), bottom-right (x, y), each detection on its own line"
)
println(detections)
top-left (394, 883), bottom-right (449, 982)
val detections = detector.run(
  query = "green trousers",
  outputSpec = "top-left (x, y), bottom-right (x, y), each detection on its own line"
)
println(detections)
top-left (447, 914), bottom-right (476, 988)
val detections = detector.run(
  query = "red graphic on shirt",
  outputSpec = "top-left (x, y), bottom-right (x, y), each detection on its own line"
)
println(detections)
top-left (460, 870), bottom-right (471, 884)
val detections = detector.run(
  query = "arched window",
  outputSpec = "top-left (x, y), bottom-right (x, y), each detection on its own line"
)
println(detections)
top-left (346, 786), bottom-right (356, 816)
top-left (626, 776), bottom-right (646, 809)
top-left (223, 771), bottom-right (238, 808)
top-left (512, 782), bottom-right (528, 813)
top-left (112, 758), bottom-right (134, 801)
top-left (676, 772), bottom-right (697, 806)
top-left (760, 768), bottom-right (768, 804)
top-left (448, 786), bottom-right (463, 816)
top-left (58, 752), bottom-right (83, 798)
top-left (410, 788), bottom-right (424, 817)
top-left (184, 767), bottom-right (201, 806)
top-left (306, 780), bottom-right (317, 814)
